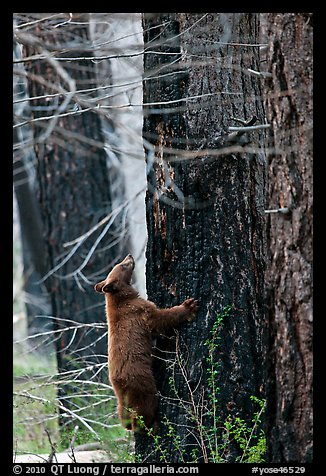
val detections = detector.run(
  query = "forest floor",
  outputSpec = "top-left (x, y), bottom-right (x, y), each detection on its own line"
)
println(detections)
top-left (14, 450), bottom-right (110, 463)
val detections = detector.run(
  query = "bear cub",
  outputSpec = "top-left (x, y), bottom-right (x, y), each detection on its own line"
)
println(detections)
top-left (95, 254), bottom-right (198, 433)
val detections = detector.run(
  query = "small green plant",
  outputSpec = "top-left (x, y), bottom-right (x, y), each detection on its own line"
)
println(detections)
top-left (204, 306), bottom-right (266, 462)
top-left (224, 396), bottom-right (266, 462)
top-left (162, 416), bottom-right (186, 461)
top-left (134, 414), bottom-right (169, 463)
top-left (204, 304), bottom-right (231, 460)
top-left (145, 305), bottom-right (266, 463)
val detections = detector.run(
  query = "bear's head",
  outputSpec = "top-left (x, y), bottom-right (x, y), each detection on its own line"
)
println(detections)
top-left (94, 254), bottom-right (135, 294)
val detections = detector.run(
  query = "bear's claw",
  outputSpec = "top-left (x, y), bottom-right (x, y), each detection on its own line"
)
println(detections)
top-left (182, 298), bottom-right (198, 321)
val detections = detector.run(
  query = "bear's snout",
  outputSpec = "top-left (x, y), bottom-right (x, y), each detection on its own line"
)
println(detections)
top-left (122, 254), bottom-right (135, 270)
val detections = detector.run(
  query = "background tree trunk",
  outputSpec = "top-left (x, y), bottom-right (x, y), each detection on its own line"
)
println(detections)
top-left (13, 155), bottom-right (51, 335)
top-left (263, 13), bottom-right (313, 463)
top-left (21, 15), bottom-right (128, 428)
top-left (136, 13), bottom-right (266, 463)
top-left (13, 39), bottom-right (51, 335)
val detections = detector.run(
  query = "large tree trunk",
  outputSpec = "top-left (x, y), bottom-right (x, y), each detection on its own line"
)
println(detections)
top-left (263, 13), bottom-right (313, 463)
top-left (136, 13), bottom-right (266, 463)
top-left (18, 14), bottom-right (127, 428)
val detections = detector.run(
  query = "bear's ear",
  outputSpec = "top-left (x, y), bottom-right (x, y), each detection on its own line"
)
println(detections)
top-left (94, 280), bottom-right (106, 293)
top-left (102, 281), bottom-right (118, 294)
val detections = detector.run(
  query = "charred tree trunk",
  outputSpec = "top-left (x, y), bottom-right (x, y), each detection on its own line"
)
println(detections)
top-left (136, 13), bottom-right (266, 463)
top-left (19, 14), bottom-right (126, 427)
top-left (263, 13), bottom-right (313, 463)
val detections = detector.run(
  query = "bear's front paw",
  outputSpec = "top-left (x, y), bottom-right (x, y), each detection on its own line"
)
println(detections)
top-left (182, 298), bottom-right (198, 322)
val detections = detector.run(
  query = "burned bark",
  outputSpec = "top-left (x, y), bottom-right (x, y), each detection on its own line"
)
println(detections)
top-left (136, 13), bottom-right (266, 463)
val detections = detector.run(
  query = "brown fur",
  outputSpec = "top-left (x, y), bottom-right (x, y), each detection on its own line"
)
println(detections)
top-left (94, 254), bottom-right (198, 432)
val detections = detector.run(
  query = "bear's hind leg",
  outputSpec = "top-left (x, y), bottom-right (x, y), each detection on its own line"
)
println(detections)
top-left (117, 397), bottom-right (133, 430)
top-left (113, 383), bottom-right (138, 430)
top-left (131, 393), bottom-right (158, 434)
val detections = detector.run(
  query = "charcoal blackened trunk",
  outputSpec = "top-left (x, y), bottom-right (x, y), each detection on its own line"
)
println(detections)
top-left (136, 13), bottom-right (266, 463)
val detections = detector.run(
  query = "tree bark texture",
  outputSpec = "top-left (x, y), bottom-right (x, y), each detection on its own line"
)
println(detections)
top-left (263, 13), bottom-right (313, 463)
top-left (136, 13), bottom-right (266, 463)
top-left (22, 16), bottom-right (123, 405)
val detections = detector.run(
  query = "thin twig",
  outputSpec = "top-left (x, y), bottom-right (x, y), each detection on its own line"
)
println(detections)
top-left (44, 428), bottom-right (58, 463)
top-left (14, 322), bottom-right (106, 345)
top-left (246, 68), bottom-right (272, 78)
top-left (68, 425), bottom-right (79, 463)
top-left (14, 390), bottom-right (99, 437)
top-left (264, 207), bottom-right (290, 214)
top-left (239, 402), bottom-right (266, 463)
top-left (228, 124), bottom-right (270, 132)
